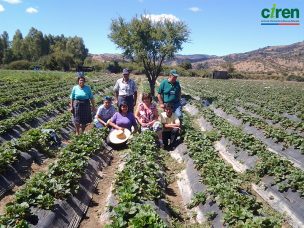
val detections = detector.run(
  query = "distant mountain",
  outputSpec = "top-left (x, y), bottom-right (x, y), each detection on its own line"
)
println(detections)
top-left (90, 41), bottom-right (304, 75)
top-left (90, 53), bottom-right (125, 62)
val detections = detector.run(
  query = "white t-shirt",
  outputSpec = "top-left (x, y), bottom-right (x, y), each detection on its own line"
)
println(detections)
top-left (160, 112), bottom-right (180, 132)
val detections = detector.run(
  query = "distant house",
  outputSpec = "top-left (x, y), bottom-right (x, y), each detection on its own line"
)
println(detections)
top-left (212, 70), bottom-right (229, 79)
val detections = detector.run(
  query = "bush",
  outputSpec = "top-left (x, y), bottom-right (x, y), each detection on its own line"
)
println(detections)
top-left (228, 72), bottom-right (246, 79)
top-left (286, 75), bottom-right (304, 82)
top-left (6, 60), bottom-right (32, 70)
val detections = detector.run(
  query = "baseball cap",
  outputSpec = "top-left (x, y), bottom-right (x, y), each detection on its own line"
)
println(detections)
top-left (170, 69), bottom-right (179, 77)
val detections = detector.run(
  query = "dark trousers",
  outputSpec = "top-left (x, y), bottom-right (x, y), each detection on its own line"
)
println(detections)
top-left (162, 128), bottom-right (179, 147)
top-left (118, 95), bottom-right (135, 113)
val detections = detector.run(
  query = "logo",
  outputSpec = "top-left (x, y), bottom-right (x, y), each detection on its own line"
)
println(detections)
top-left (261, 4), bottom-right (300, 26)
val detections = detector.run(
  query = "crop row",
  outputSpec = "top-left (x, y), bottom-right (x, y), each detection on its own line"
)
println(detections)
top-left (0, 112), bottom-right (71, 173)
top-left (212, 98), bottom-right (304, 152)
top-left (0, 90), bottom-right (70, 120)
top-left (182, 115), bottom-right (282, 226)
top-left (0, 128), bottom-right (109, 227)
top-left (109, 131), bottom-right (167, 227)
top-left (0, 99), bottom-right (68, 135)
top-left (181, 78), bottom-right (304, 122)
top-left (194, 104), bottom-right (304, 196)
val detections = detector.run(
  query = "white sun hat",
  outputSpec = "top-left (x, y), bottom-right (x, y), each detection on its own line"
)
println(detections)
top-left (108, 128), bottom-right (131, 144)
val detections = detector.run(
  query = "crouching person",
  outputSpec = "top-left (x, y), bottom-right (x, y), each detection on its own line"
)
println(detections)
top-left (135, 93), bottom-right (163, 147)
top-left (94, 96), bottom-right (116, 128)
top-left (160, 103), bottom-right (181, 150)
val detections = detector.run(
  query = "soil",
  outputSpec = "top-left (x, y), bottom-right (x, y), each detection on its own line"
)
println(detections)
top-left (79, 151), bottom-right (122, 228)
top-left (163, 152), bottom-right (191, 223)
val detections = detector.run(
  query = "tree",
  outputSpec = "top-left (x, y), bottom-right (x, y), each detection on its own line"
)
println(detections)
top-left (109, 15), bottom-right (190, 96)
top-left (179, 61), bottom-right (192, 70)
top-left (11, 29), bottom-right (24, 60)
top-left (66, 36), bottom-right (88, 66)
top-left (221, 61), bottom-right (235, 73)
top-left (0, 31), bottom-right (10, 64)
top-left (23, 27), bottom-right (46, 61)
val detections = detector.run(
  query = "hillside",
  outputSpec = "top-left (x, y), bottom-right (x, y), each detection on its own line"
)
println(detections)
top-left (91, 41), bottom-right (304, 75)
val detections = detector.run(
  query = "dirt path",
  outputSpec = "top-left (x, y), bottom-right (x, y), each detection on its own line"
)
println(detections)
top-left (79, 151), bottom-right (122, 228)
top-left (163, 152), bottom-right (191, 224)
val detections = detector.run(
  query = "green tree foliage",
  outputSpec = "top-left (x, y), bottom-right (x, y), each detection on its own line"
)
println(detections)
top-left (0, 28), bottom-right (88, 70)
top-left (107, 61), bottom-right (122, 73)
top-left (23, 27), bottom-right (45, 61)
top-left (0, 31), bottom-right (10, 64)
top-left (179, 61), bottom-right (192, 70)
top-left (66, 36), bottom-right (88, 66)
top-left (109, 15), bottom-right (190, 95)
top-left (11, 29), bottom-right (24, 60)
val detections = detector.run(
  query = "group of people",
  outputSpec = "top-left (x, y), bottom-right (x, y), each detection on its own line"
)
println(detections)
top-left (69, 68), bottom-right (182, 150)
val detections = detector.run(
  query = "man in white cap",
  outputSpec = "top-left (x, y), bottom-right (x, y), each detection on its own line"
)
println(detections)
top-left (113, 68), bottom-right (137, 113)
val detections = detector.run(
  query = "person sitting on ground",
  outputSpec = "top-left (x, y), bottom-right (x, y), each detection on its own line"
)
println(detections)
top-left (135, 93), bottom-right (163, 146)
top-left (160, 103), bottom-right (181, 150)
top-left (93, 96), bottom-right (116, 129)
top-left (108, 102), bottom-right (138, 132)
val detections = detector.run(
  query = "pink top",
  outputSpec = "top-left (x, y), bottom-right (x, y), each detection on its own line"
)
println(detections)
top-left (137, 102), bottom-right (158, 123)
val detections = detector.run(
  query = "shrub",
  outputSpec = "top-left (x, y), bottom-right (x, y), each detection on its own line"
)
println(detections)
top-left (6, 60), bottom-right (32, 70)
top-left (286, 75), bottom-right (304, 82)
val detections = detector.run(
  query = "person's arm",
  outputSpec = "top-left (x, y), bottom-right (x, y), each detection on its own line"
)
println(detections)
top-left (69, 99), bottom-right (74, 113)
top-left (133, 91), bottom-right (137, 107)
top-left (108, 113), bottom-right (123, 130)
top-left (96, 115), bottom-right (107, 126)
top-left (69, 86), bottom-right (75, 112)
top-left (157, 81), bottom-right (165, 108)
top-left (135, 107), bottom-right (147, 127)
top-left (147, 105), bottom-right (158, 126)
top-left (157, 94), bottom-right (164, 108)
top-left (130, 114), bottom-right (138, 132)
top-left (115, 91), bottom-right (119, 104)
top-left (163, 115), bottom-right (180, 129)
top-left (113, 80), bottom-right (119, 104)
top-left (90, 98), bottom-right (96, 112)
top-left (178, 82), bottom-right (181, 101)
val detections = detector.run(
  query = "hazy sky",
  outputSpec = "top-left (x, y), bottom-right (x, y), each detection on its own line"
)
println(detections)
top-left (0, 0), bottom-right (303, 56)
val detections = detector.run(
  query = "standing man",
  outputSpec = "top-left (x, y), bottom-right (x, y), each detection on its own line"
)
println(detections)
top-left (157, 69), bottom-right (182, 119)
top-left (114, 68), bottom-right (137, 113)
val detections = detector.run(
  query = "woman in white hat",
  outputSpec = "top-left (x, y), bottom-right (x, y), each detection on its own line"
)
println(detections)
top-left (108, 102), bottom-right (138, 146)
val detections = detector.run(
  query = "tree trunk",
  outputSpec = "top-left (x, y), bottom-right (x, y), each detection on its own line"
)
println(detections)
top-left (149, 80), bottom-right (155, 97)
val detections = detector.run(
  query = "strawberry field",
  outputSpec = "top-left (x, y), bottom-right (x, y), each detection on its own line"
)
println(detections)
top-left (0, 71), bottom-right (303, 228)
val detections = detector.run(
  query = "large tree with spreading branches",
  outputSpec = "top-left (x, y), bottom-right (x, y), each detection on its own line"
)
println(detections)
top-left (109, 15), bottom-right (190, 96)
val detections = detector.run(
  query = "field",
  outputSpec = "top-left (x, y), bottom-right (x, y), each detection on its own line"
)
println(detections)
top-left (0, 70), bottom-right (303, 227)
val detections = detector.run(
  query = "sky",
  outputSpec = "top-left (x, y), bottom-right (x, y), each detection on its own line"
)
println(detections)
top-left (0, 0), bottom-right (303, 56)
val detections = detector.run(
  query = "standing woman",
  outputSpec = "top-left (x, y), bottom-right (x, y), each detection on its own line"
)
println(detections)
top-left (70, 76), bottom-right (96, 135)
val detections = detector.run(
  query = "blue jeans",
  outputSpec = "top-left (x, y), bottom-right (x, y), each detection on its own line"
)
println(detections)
top-left (173, 102), bottom-right (182, 119)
